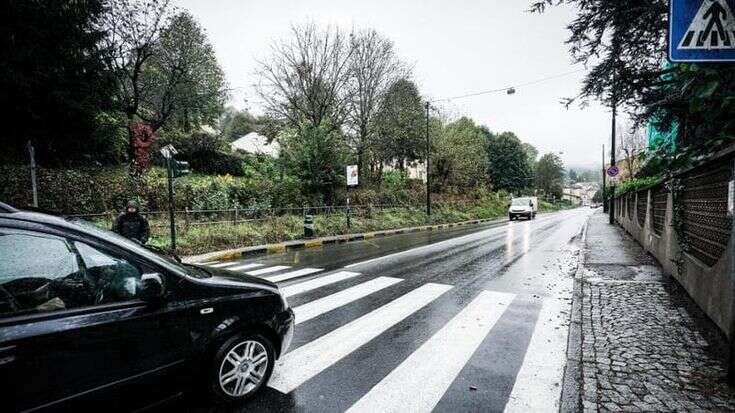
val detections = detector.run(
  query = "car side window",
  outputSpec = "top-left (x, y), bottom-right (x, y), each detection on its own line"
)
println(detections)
top-left (0, 228), bottom-right (147, 318)
top-left (0, 229), bottom-right (82, 316)
top-left (74, 242), bottom-right (143, 305)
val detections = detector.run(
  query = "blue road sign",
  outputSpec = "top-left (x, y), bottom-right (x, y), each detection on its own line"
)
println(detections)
top-left (669, 0), bottom-right (735, 62)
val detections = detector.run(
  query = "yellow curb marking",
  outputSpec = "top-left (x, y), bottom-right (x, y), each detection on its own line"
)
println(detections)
top-left (267, 244), bottom-right (287, 253)
top-left (304, 240), bottom-right (323, 248)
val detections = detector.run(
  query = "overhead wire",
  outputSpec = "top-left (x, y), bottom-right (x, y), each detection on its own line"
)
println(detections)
top-left (429, 68), bottom-right (585, 103)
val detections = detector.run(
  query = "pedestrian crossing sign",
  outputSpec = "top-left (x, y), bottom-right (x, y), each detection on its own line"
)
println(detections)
top-left (670, 0), bottom-right (735, 61)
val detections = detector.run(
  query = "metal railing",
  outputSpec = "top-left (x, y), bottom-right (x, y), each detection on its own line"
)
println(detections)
top-left (67, 202), bottom-right (456, 233)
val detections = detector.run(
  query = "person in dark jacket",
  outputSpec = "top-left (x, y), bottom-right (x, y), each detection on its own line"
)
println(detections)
top-left (113, 200), bottom-right (150, 244)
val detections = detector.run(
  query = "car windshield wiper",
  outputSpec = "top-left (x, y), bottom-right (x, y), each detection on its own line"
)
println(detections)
top-left (183, 263), bottom-right (212, 278)
top-left (142, 243), bottom-right (182, 263)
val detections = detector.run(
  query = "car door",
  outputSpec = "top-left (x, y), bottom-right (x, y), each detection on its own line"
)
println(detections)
top-left (0, 226), bottom-right (190, 412)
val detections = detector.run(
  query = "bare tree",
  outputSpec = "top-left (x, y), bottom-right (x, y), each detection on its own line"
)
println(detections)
top-left (345, 28), bottom-right (408, 177)
top-left (256, 23), bottom-right (354, 132)
top-left (99, 2), bottom-right (227, 174)
top-left (616, 121), bottom-right (648, 179)
top-left (98, 0), bottom-right (171, 170)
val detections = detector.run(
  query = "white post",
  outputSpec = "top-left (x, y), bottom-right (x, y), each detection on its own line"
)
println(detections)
top-left (27, 140), bottom-right (38, 207)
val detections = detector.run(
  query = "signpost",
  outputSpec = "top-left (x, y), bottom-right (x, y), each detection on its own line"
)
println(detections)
top-left (669, 0), bottom-right (735, 62)
top-left (160, 145), bottom-right (190, 252)
top-left (346, 165), bottom-right (358, 229)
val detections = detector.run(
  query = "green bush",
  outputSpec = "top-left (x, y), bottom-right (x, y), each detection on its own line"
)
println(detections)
top-left (614, 176), bottom-right (662, 197)
top-left (0, 165), bottom-right (301, 214)
top-left (186, 150), bottom-right (245, 176)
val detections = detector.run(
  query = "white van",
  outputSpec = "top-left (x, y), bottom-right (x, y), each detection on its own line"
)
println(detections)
top-left (508, 196), bottom-right (538, 220)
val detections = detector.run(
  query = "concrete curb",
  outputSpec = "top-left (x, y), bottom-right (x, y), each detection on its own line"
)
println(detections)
top-left (560, 214), bottom-right (590, 413)
top-left (183, 217), bottom-right (504, 263)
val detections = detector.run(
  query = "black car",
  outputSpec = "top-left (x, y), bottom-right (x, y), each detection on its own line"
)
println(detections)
top-left (0, 203), bottom-right (294, 412)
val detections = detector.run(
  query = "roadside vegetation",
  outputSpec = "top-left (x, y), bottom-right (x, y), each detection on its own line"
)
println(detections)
top-left (2, 0), bottom-right (575, 255)
top-left (145, 195), bottom-right (566, 256)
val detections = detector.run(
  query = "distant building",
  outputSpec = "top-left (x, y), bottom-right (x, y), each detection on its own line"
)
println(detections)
top-left (383, 160), bottom-right (427, 183)
top-left (231, 132), bottom-right (280, 158)
top-left (563, 182), bottom-right (599, 205)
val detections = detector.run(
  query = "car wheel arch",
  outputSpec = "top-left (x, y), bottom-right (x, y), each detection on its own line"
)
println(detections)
top-left (207, 321), bottom-right (282, 361)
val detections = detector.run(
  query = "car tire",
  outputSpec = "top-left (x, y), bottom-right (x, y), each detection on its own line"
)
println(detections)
top-left (209, 333), bottom-right (276, 404)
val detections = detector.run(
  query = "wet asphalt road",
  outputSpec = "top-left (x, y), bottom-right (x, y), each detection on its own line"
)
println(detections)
top-left (174, 207), bottom-right (595, 412)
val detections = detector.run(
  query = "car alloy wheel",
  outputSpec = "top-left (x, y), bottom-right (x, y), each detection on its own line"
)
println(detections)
top-left (218, 340), bottom-right (269, 397)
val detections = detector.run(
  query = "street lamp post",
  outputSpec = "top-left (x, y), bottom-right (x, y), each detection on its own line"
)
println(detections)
top-left (609, 98), bottom-right (617, 224)
top-left (602, 144), bottom-right (607, 212)
top-left (425, 101), bottom-right (431, 218)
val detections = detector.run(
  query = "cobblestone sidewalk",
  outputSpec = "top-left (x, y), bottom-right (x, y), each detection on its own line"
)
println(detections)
top-left (578, 211), bottom-right (735, 412)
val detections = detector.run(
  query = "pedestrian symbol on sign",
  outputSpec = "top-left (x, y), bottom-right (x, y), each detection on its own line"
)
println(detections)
top-left (670, 0), bottom-right (735, 61)
top-left (679, 0), bottom-right (735, 49)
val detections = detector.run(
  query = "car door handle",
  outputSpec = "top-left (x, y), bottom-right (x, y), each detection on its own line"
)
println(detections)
top-left (0, 345), bottom-right (17, 366)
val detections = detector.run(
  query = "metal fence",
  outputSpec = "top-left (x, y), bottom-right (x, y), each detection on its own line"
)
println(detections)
top-left (67, 202), bottom-right (443, 233)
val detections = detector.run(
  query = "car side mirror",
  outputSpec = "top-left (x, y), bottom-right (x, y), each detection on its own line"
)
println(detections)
top-left (140, 272), bottom-right (164, 299)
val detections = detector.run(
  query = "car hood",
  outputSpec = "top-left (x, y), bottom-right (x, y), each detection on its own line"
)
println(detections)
top-left (192, 265), bottom-right (279, 293)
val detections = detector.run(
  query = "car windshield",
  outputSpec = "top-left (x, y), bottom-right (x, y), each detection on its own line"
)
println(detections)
top-left (511, 198), bottom-right (531, 206)
top-left (68, 218), bottom-right (210, 278)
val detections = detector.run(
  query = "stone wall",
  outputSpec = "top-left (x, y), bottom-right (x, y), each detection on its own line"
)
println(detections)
top-left (612, 153), bottom-right (735, 337)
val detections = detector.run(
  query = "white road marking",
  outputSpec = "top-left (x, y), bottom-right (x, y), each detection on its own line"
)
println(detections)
top-left (269, 283), bottom-right (452, 393)
top-left (267, 268), bottom-right (323, 283)
top-left (246, 265), bottom-right (291, 276)
top-left (280, 271), bottom-right (361, 297)
top-left (346, 290), bottom-right (514, 413)
top-left (208, 262), bottom-right (240, 268)
top-left (504, 297), bottom-right (570, 413)
top-left (293, 276), bottom-right (403, 324)
top-left (198, 260), bottom-right (219, 265)
top-left (227, 263), bottom-right (264, 272)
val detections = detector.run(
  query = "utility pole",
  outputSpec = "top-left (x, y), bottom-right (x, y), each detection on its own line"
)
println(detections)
top-left (602, 144), bottom-right (607, 212)
top-left (609, 30), bottom-right (618, 225)
top-left (27, 140), bottom-right (38, 207)
top-left (425, 101), bottom-right (431, 218)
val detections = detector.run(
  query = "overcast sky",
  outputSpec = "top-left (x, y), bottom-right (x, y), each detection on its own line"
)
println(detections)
top-left (175, 0), bottom-right (614, 169)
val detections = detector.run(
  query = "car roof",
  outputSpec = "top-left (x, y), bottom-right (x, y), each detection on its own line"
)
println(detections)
top-left (0, 207), bottom-right (86, 232)
top-left (0, 202), bottom-right (19, 213)
top-left (0, 204), bottom-right (182, 274)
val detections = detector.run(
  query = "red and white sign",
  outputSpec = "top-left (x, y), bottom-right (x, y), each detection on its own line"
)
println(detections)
top-left (346, 165), bottom-right (358, 186)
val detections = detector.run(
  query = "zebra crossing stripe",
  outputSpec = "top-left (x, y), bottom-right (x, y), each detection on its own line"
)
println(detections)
top-left (504, 297), bottom-right (570, 412)
top-left (208, 262), bottom-right (240, 268)
top-left (227, 263), bottom-right (264, 272)
top-left (246, 265), bottom-right (291, 276)
top-left (268, 283), bottom-right (452, 393)
top-left (293, 276), bottom-right (403, 325)
top-left (267, 267), bottom-right (323, 283)
top-left (346, 290), bottom-right (515, 413)
top-left (280, 271), bottom-right (361, 298)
